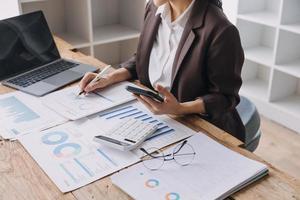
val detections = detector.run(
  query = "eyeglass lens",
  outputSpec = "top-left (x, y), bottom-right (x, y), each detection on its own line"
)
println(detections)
top-left (173, 142), bottom-right (195, 166)
top-left (142, 147), bottom-right (165, 170)
top-left (141, 141), bottom-right (196, 170)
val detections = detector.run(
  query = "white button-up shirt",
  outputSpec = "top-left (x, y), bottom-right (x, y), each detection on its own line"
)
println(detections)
top-left (148, 0), bottom-right (195, 91)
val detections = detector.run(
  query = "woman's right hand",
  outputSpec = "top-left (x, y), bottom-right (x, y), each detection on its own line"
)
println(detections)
top-left (79, 67), bottom-right (133, 93)
top-left (79, 72), bottom-right (114, 93)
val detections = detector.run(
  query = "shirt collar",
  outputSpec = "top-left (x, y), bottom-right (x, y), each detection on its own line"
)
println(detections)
top-left (155, 0), bottom-right (195, 28)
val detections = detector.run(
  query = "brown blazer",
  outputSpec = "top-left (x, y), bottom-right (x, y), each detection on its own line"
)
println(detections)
top-left (120, 0), bottom-right (246, 142)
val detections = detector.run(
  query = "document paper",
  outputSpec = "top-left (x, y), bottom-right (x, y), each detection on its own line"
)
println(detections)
top-left (19, 101), bottom-right (196, 192)
top-left (87, 101), bottom-right (195, 157)
top-left (0, 91), bottom-right (66, 139)
top-left (19, 119), bottom-right (140, 193)
top-left (41, 82), bottom-right (136, 120)
top-left (112, 134), bottom-right (268, 200)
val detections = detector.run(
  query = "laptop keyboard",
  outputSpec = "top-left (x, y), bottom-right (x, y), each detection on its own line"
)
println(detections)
top-left (7, 60), bottom-right (79, 88)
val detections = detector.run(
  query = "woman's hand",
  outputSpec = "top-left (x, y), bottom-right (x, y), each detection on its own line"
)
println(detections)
top-left (137, 84), bottom-right (206, 115)
top-left (79, 68), bottom-right (132, 93)
top-left (136, 84), bottom-right (183, 115)
top-left (79, 72), bottom-right (113, 93)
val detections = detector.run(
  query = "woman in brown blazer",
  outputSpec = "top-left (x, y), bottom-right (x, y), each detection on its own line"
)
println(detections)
top-left (79, 0), bottom-right (246, 142)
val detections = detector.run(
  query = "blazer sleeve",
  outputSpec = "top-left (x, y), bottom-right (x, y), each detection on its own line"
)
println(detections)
top-left (118, 1), bottom-right (153, 80)
top-left (201, 25), bottom-right (244, 119)
top-left (119, 54), bottom-right (138, 79)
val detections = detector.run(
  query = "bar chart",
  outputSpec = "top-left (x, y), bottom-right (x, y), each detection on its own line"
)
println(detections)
top-left (0, 96), bottom-right (40, 123)
top-left (98, 105), bottom-right (175, 141)
top-left (0, 92), bottom-right (66, 139)
top-left (19, 120), bottom-right (139, 192)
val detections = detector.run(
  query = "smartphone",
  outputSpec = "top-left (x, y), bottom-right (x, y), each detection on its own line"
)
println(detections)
top-left (126, 86), bottom-right (164, 102)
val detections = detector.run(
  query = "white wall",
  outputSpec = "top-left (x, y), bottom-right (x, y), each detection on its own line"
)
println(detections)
top-left (0, 0), bottom-right (238, 25)
top-left (0, 0), bottom-right (20, 20)
top-left (222, 0), bottom-right (239, 24)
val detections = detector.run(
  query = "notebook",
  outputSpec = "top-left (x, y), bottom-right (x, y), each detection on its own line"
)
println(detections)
top-left (111, 133), bottom-right (268, 200)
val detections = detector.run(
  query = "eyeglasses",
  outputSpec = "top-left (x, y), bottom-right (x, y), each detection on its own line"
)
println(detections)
top-left (140, 140), bottom-right (196, 170)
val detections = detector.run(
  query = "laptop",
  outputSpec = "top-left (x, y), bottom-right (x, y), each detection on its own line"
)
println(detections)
top-left (0, 11), bottom-right (97, 96)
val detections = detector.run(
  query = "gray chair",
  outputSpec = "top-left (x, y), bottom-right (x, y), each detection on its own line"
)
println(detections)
top-left (236, 96), bottom-right (261, 152)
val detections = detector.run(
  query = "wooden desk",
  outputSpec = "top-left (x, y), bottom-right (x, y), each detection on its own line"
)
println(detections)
top-left (0, 37), bottom-right (299, 200)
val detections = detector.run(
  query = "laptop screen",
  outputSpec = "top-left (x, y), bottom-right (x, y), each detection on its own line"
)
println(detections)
top-left (0, 11), bottom-right (60, 80)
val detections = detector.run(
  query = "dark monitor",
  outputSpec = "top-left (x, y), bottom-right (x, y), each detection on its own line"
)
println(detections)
top-left (0, 11), bottom-right (60, 80)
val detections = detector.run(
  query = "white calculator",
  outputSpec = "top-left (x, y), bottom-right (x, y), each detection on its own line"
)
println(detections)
top-left (93, 118), bottom-right (158, 151)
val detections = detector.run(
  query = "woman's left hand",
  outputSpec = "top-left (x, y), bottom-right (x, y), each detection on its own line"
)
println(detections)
top-left (136, 84), bottom-right (183, 115)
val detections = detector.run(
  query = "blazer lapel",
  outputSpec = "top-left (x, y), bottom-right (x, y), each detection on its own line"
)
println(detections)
top-left (170, 0), bottom-right (209, 89)
top-left (139, 8), bottom-right (161, 89)
top-left (171, 30), bottom-right (195, 87)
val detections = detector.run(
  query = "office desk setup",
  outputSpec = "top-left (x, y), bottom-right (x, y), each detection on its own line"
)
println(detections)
top-left (0, 37), bottom-right (300, 200)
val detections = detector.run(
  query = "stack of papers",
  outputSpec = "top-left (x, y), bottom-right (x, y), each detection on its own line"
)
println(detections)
top-left (18, 102), bottom-right (195, 192)
top-left (87, 101), bottom-right (195, 157)
top-left (10, 86), bottom-right (195, 192)
top-left (19, 119), bottom-right (140, 192)
top-left (1, 81), bottom-right (268, 196)
top-left (111, 133), bottom-right (268, 200)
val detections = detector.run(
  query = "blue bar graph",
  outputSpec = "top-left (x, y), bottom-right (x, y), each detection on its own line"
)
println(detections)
top-left (74, 158), bottom-right (94, 177)
top-left (98, 105), bottom-right (133, 117)
top-left (97, 149), bottom-right (118, 167)
top-left (0, 96), bottom-right (40, 123)
top-left (98, 105), bottom-right (175, 141)
top-left (141, 116), bottom-right (152, 121)
top-left (147, 128), bottom-right (175, 141)
top-left (134, 114), bottom-right (147, 119)
top-left (60, 163), bottom-right (77, 183)
top-left (119, 111), bottom-right (143, 119)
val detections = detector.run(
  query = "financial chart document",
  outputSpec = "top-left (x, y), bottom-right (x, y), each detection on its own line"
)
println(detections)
top-left (42, 82), bottom-right (136, 120)
top-left (19, 119), bottom-right (140, 193)
top-left (112, 134), bottom-right (268, 200)
top-left (0, 92), bottom-right (66, 139)
top-left (88, 101), bottom-right (195, 157)
top-left (18, 101), bottom-right (195, 192)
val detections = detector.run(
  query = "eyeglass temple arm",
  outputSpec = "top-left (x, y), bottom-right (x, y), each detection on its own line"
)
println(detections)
top-left (140, 148), bottom-right (165, 159)
top-left (173, 140), bottom-right (188, 154)
top-left (140, 140), bottom-right (190, 159)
